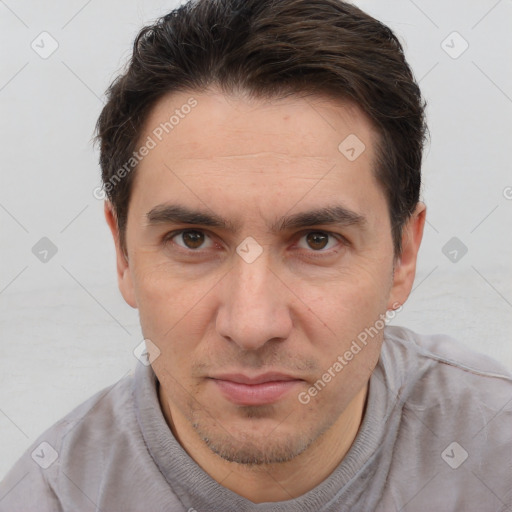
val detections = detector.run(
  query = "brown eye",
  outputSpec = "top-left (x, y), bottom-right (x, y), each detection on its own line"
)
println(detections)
top-left (180, 230), bottom-right (205, 249)
top-left (166, 230), bottom-right (213, 251)
top-left (306, 232), bottom-right (329, 250)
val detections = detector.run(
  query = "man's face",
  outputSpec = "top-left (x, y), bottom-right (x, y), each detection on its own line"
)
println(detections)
top-left (113, 89), bottom-right (406, 465)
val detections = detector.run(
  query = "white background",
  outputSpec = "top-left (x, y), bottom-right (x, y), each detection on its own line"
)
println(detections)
top-left (1, 0), bottom-right (511, 480)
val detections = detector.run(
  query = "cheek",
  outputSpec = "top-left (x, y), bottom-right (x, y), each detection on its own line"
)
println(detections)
top-left (131, 260), bottom-right (215, 356)
top-left (294, 263), bottom-right (391, 346)
top-left (296, 350), bottom-right (375, 425)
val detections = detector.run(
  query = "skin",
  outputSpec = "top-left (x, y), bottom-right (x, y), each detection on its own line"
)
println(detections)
top-left (105, 88), bottom-right (426, 502)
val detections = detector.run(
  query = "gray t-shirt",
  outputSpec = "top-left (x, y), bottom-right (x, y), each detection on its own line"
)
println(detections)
top-left (1, 325), bottom-right (511, 511)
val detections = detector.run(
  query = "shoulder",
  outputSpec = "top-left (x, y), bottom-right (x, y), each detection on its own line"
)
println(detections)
top-left (383, 324), bottom-right (512, 378)
top-left (49, 367), bottom-right (137, 454)
top-left (379, 326), bottom-right (512, 508)
top-left (0, 369), bottom-right (137, 511)
top-left (381, 325), bottom-right (512, 432)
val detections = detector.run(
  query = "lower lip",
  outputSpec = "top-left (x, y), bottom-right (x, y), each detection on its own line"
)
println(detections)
top-left (211, 379), bottom-right (301, 405)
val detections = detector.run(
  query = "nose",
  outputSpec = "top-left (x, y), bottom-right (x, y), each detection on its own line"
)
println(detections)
top-left (216, 248), bottom-right (293, 351)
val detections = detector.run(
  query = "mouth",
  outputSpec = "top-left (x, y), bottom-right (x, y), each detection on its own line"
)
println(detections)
top-left (207, 372), bottom-right (304, 406)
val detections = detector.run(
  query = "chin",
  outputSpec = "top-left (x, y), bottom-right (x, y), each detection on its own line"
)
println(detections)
top-left (198, 426), bottom-right (314, 465)
top-left (189, 407), bottom-right (327, 466)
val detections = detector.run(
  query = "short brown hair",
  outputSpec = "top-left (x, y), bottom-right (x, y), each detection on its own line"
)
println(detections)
top-left (95, 0), bottom-right (428, 257)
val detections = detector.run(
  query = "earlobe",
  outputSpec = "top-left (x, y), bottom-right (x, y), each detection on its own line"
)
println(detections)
top-left (387, 202), bottom-right (426, 310)
top-left (104, 201), bottom-right (138, 309)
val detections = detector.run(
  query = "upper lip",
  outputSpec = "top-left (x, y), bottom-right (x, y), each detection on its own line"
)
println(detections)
top-left (209, 372), bottom-right (301, 385)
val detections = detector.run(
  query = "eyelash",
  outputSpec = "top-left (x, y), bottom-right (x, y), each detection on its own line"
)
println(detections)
top-left (162, 229), bottom-right (348, 258)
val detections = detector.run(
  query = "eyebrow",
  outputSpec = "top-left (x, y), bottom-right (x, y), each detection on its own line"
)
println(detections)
top-left (145, 203), bottom-right (367, 233)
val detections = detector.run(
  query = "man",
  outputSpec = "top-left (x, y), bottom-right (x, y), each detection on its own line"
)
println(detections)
top-left (1, 0), bottom-right (511, 510)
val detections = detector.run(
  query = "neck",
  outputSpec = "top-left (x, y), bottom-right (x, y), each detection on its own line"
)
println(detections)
top-left (158, 383), bottom-right (369, 502)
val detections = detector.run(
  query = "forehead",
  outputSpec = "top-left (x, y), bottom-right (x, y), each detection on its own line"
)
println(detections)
top-left (139, 88), bottom-right (377, 162)
top-left (129, 88), bottom-right (386, 227)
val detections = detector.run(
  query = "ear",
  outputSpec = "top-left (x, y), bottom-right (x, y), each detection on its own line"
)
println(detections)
top-left (387, 202), bottom-right (426, 310)
top-left (104, 201), bottom-right (137, 309)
